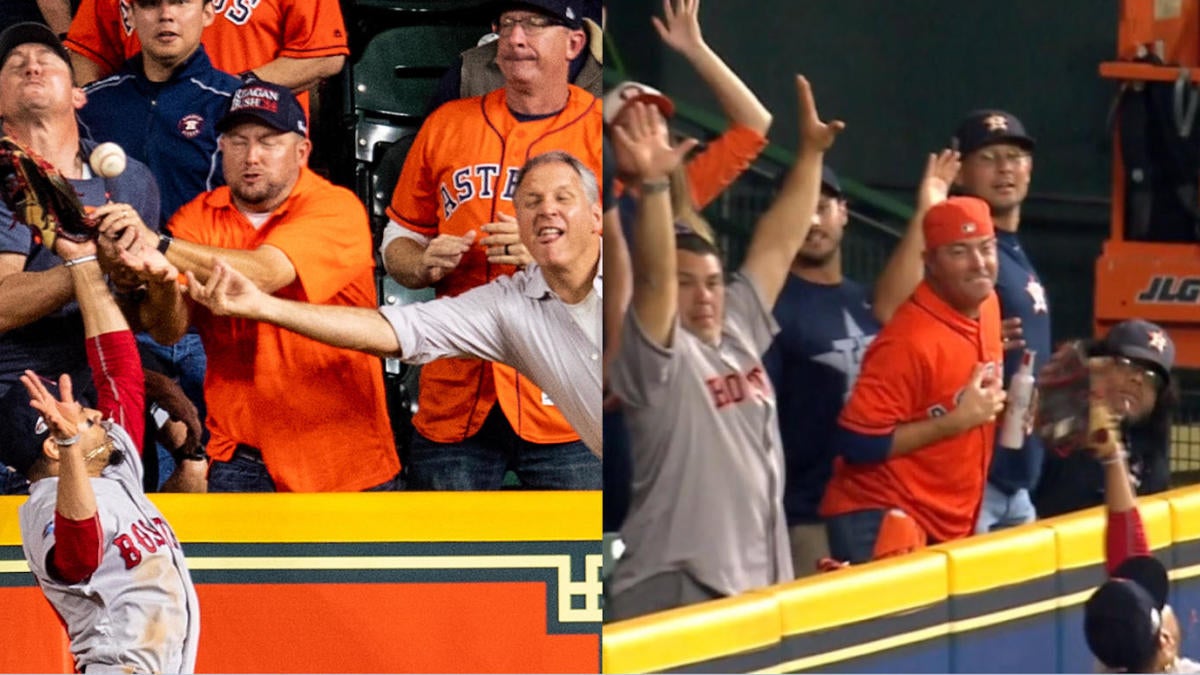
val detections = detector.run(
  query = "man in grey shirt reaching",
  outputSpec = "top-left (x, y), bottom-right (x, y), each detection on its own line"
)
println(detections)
top-left (182, 150), bottom-right (602, 456)
top-left (605, 75), bottom-right (843, 621)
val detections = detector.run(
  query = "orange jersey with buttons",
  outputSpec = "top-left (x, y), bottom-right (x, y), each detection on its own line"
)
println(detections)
top-left (170, 168), bottom-right (398, 492)
top-left (819, 281), bottom-right (1003, 542)
top-left (386, 85), bottom-right (602, 444)
top-left (66, 0), bottom-right (348, 113)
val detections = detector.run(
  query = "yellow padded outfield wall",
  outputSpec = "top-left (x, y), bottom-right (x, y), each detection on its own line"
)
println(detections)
top-left (602, 486), bottom-right (1200, 674)
top-left (0, 491), bottom-right (602, 673)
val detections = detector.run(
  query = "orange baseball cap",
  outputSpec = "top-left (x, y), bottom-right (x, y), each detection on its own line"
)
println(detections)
top-left (923, 196), bottom-right (994, 250)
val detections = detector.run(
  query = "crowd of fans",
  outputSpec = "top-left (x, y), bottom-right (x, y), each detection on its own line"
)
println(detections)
top-left (601, 0), bottom-right (1184, 627)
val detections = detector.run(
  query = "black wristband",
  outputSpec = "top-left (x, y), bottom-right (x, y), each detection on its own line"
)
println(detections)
top-left (157, 234), bottom-right (173, 255)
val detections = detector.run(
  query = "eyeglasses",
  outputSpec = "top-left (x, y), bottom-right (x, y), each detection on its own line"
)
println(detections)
top-left (1114, 356), bottom-right (1164, 390)
top-left (971, 148), bottom-right (1030, 167)
top-left (496, 14), bottom-right (566, 36)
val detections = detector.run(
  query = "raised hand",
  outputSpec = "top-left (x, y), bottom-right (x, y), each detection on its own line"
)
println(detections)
top-left (952, 362), bottom-right (1007, 431)
top-left (916, 148), bottom-right (961, 214)
top-left (610, 101), bottom-right (699, 182)
top-left (91, 202), bottom-right (152, 254)
top-left (185, 258), bottom-right (266, 319)
top-left (651, 0), bottom-right (705, 56)
top-left (19, 370), bottom-right (83, 442)
top-left (421, 231), bottom-right (477, 284)
top-left (796, 75), bottom-right (845, 153)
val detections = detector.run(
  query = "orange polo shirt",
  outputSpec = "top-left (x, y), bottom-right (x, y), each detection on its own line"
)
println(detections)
top-left (819, 281), bottom-right (1003, 543)
top-left (171, 168), bottom-right (398, 492)
top-left (386, 85), bottom-right (602, 444)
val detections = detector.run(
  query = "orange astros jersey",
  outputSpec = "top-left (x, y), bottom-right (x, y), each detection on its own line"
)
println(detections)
top-left (820, 281), bottom-right (1003, 543)
top-left (66, 0), bottom-right (348, 113)
top-left (387, 85), bottom-right (602, 445)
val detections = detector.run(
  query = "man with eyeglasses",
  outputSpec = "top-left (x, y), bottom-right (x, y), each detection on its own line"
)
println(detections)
top-left (377, 0), bottom-right (601, 490)
top-left (947, 110), bottom-right (1053, 534)
top-left (0, 228), bottom-right (199, 673)
top-left (1035, 319), bottom-right (1178, 518)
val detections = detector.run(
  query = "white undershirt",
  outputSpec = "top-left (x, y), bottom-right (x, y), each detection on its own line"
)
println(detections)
top-left (564, 288), bottom-right (601, 348)
top-left (240, 210), bottom-right (271, 229)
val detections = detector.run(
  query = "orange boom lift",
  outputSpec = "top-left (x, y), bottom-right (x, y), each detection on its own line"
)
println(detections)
top-left (1097, 0), bottom-right (1200, 367)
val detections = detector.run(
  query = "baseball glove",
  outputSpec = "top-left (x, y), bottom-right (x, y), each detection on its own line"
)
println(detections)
top-left (1034, 341), bottom-right (1093, 457)
top-left (0, 136), bottom-right (94, 250)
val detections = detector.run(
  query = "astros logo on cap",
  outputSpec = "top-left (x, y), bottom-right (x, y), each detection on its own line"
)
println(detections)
top-left (962, 222), bottom-right (977, 234)
top-left (984, 114), bottom-right (1008, 132)
top-left (1148, 330), bottom-right (1168, 353)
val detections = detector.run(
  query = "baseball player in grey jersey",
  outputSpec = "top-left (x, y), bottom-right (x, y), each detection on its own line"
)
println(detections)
top-left (606, 75), bottom-right (844, 621)
top-left (4, 233), bottom-right (200, 674)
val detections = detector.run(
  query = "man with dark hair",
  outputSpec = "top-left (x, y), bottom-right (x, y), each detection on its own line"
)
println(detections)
top-left (764, 165), bottom-right (883, 577)
top-left (606, 75), bottom-right (841, 620)
top-left (1036, 319), bottom-right (1178, 517)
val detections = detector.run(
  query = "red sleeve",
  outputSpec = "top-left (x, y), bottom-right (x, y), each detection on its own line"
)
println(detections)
top-left (279, 0), bottom-right (351, 59)
top-left (47, 513), bottom-right (102, 584)
top-left (86, 331), bottom-right (145, 453)
top-left (838, 333), bottom-right (926, 436)
top-left (1106, 508), bottom-right (1150, 574)
top-left (64, 0), bottom-right (131, 75)
top-left (684, 123), bottom-right (768, 210)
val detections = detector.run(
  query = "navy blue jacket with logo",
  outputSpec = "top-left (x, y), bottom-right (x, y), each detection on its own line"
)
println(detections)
top-left (79, 47), bottom-right (239, 228)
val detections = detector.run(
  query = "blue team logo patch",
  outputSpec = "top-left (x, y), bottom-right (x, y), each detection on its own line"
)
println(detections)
top-left (42, 522), bottom-right (54, 539)
top-left (179, 114), bottom-right (205, 139)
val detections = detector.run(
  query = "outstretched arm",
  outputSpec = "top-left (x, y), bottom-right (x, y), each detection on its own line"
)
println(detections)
top-left (1092, 401), bottom-right (1149, 573)
top-left (186, 259), bottom-right (401, 357)
top-left (740, 76), bottom-right (843, 308)
top-left (653, 0), bottom-right (771, 135)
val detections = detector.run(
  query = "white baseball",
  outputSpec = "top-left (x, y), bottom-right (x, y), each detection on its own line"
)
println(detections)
top-left (89, 142), bottom-right (126, 178)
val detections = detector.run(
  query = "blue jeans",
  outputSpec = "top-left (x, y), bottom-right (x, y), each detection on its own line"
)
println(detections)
top-left (207, 447), bottom-right (404, 492)
top-left (136, 331), bottom-right (207, 443)
top-left (825, 509), bottom-right (887, 564)
top-left (407, 406), bottom-right (601, 490)
top-left (975, 484), bottom-right (1037, 534)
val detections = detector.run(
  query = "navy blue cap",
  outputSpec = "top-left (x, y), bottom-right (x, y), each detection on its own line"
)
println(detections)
top-left (0, 22), bottom-right (72, 73)
top-left (492, 0), bottom-right (585, 29)
top-left (217, 79), bottom-right (308, 137)
top-left (953, 110), bottom-right (1036, 156)
top-left (1084, 556), bottom-right (1169, 672)
top-left (0, 383), bottom-right (50, 477)
top-left (821, 165), bottom-right (843, 197)
top-left (1104, 319), bottom-right (1176, 385)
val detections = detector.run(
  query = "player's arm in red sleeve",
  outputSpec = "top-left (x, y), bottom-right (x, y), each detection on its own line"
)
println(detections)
top-left (250, 0), bottom-right (349, 93)
top-left (64, 0), bottom-right (126, 85)
top-left (1092, 404), bottom-right (1151, 573)
top-left (381, 118), bottom-right (446, 289)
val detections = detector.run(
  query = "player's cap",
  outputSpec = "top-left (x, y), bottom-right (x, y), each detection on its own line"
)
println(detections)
top-left (0, 22), bottom-right (72, 72)
top-left (921, 196), bottom-right (994, 251)
top-left (953, 109), bottom-right (1036, 156)
top-left (217, 79), bottom-right (308, 137)
top-left (1084, 556), bottom-right (1169, 672)
top-left (821, 165), bottom-right (843, 198)
top-left (0, 383), bottom-right (52, 478)
top-left (1103, 319), bottom-right (1176, 386)
top-left (603, 81), bottom-right (675, 126)
top-left (491, 0), bottom-right (584, 29)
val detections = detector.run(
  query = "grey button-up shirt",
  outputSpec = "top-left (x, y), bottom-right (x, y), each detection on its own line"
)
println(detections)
top-left (379, 262), bottom-right (602, 455)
